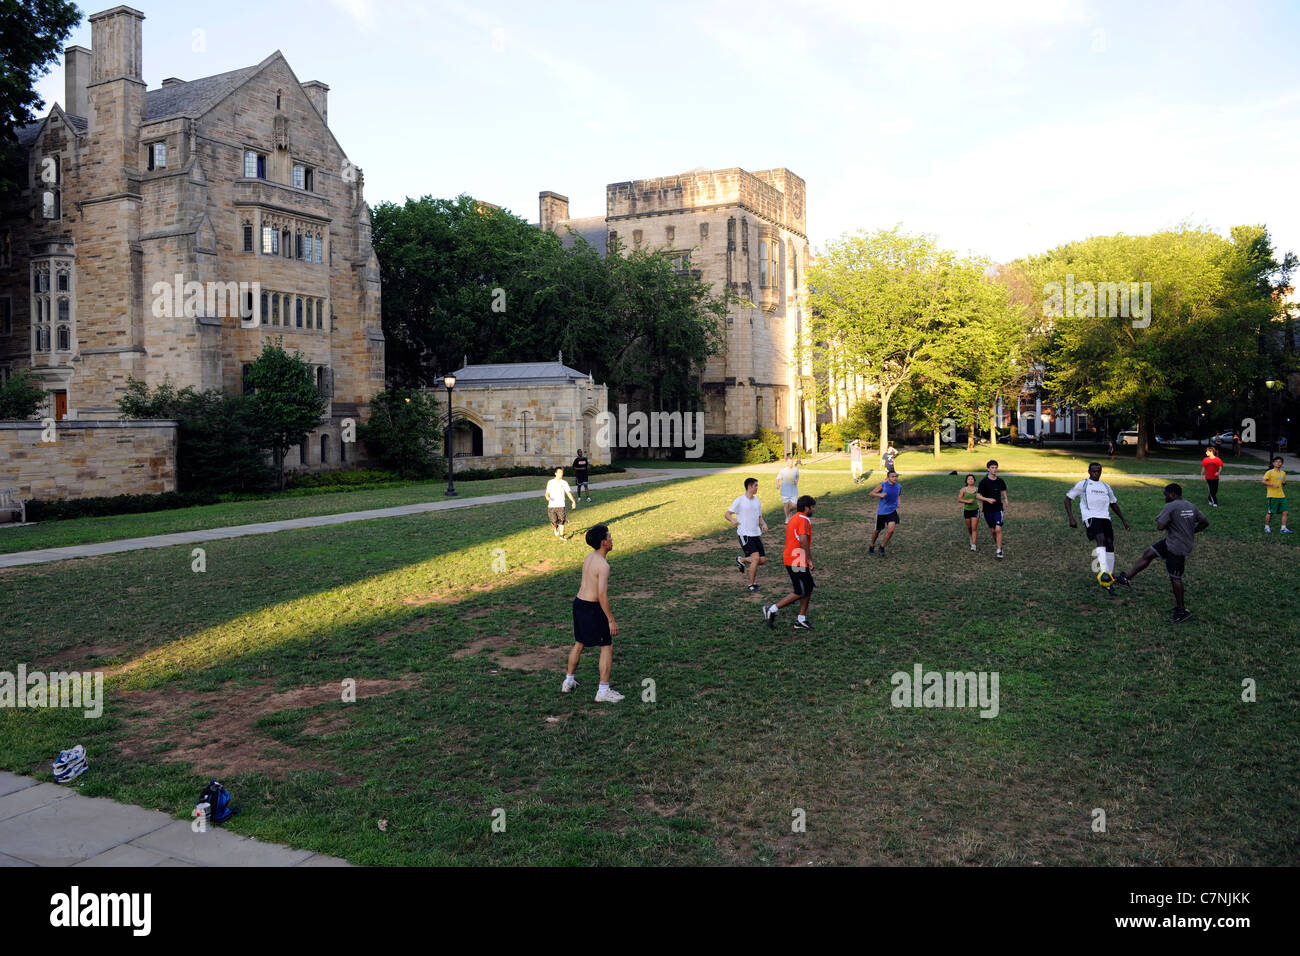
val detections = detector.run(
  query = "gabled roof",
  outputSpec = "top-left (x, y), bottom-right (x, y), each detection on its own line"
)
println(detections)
top-left (145, 61), bottom-right (265, 120)
top-left (15, 108), bottom-right (87, 148)
top-left (553, 216), bottom-right (608, 256)
top-left (450, 361), bottom-right (593, 387)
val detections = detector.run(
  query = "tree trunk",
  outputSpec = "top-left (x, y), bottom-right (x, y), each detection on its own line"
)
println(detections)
top-left (879, 390), bottom-right (891, 465)
top-left (989, 405), bottom-right (998, 446)
top-left (274, 446), bottom-right (286, 490)
top-left (933, 426), bottom-right (941, 458)
top-left (1136, 411), bottom-right (1148, 462)
top-left (966, 403), bottom-right (977, 452)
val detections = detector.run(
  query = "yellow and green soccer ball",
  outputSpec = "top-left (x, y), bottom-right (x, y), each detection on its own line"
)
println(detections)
top-left (1097, 571), bottom-right (1115, 589)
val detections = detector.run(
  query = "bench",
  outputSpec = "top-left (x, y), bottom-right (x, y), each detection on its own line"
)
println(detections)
top-left (0, 488), bottom-right (27, 524)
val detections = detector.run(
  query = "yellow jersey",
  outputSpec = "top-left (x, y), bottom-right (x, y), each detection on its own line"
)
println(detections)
top-left (1263, 468), bottom-right (1287, 498)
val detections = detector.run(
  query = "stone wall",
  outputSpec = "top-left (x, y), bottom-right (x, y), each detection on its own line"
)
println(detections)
top-left (0, 419), bottom-right (177, 501)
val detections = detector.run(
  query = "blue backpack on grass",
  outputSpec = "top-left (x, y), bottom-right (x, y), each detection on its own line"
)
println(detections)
top-left (198, 780), bottom-right (238, 824)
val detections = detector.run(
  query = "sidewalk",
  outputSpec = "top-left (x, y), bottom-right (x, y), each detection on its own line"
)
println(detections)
top-left (0, 469), bottom-right (733, 570)
top-left (0, 771), bottom-right (348, 867)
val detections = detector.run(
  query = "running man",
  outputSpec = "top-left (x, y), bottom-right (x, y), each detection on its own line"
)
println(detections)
top-left (1201, 445), bottom-right (1223, 507)
top-left (868, 470), bottom-right (902, 556)
top-left (1262, 455), bottom-right (1291, 533)
top-left (1113, 484), bottom-right (1208, 625)
top-left (958, 473), bottom-right (980, 550)
top-left (764, 494), bottom-right (817, 630)
top-left (882, 445), bottom-right (898, 474)
top-left (725, 478), bottom-right (769, 592)
top-left (1064, 462), bottom-right (1131, 594)
top-left (778, 452), bottom-right (801, 523)
top-left (543, 467), bottom-right (577, 539)
top-left (563, 524), bottom-right (623, 702)
top-left (850, 439), bottom-right (863, 484)
top-left (976, 460), bottom-right (1009, 559)
top-left (572, 449), bottom-right (591, 502)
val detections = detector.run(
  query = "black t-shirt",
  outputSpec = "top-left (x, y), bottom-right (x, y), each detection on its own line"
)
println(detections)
top-left (573, 457), bottom-right (589, 476)
top-left (977, 476), bottom-right (1007, 514)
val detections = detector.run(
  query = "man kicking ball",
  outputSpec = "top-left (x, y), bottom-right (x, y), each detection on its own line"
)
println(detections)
top-left (1113, 483), bottom-right (1208, 625)
top-left (1064, 462), bottom-right (1131, 596)
top-left (563, 524), bottom-right (623, 702)
top-left (544, 467), bottom-right (578, 539)
top-left (765, 495), bottom-right (817, 630)
top-left (725, 478), bottom-right (769, 592)
top-left (868, 470), bottom-right (902, 556)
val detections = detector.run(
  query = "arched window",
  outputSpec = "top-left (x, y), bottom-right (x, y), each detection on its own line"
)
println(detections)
top-left (261, 291), bottom-right (268, 323)
top-left (272, 293), bottom-right (280, 325)
top-left (296, 297), bottom-right (303, 327)
top-left (315, 299), bottom-right (323, 329)
top-left (320, 434), bottom-right (329, 464)
top-left (56, 297), bottom-right (70, 351)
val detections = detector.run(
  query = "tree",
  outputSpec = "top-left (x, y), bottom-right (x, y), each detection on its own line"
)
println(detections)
top-left (358, 387), bottom-right (444, 478)
top-left (0, 369), bottom-right (46, 419)
top-left (245, 340), bottom-right (326, 488)
top-left (0, 0), bottom-right (81, 196)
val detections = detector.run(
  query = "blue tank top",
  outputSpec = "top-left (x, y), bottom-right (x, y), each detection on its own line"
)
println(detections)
top-left (877, 482), bottom-right (901, 514)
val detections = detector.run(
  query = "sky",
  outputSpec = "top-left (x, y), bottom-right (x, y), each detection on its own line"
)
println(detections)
top-left (32, 0), bottom-right (1300, 266)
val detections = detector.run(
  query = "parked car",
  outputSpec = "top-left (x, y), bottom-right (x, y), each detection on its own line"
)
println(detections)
top-left (1117, 430), bottom-right (1140, 446)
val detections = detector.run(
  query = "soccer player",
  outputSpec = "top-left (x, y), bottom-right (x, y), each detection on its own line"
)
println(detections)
top-left (563, 524), bottom-right (623, 702)
top-left (777, 452), bottom-right (801, 523)
top-left (765, 494), bottom-right (817, 630)
top-left (1113, 484), bottom-right (1208, 625)
top-left (572, 449), bottom-right (591, 502)
top-left (850, 439), bottom-right (863, 484)
top-left (868, 470), bottom-right (902, 556)
top-left (543, 467), bottom-right (577, 540)
top-left (1200, 445), bottom-right (1223, 508)
top-left (725, 477), bottom-right (769, 592)
top-left (1064, 462), bottom-right (1132, 594)
top-left (882, 445), bottom-right (898, 475)
top-left (958, 474), bottom-right (980, 550)
top-left (976, 460), bottom-right (1009, 559)
top-left (1262, 455), bottom-right (1291, 533)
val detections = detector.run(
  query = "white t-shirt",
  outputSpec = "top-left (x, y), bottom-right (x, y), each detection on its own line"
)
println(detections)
top-left (546, 478), bottom-right (572, 508)
top-left (729, 495), bottom-right (764, 538)
top-left (778, 467), bottom-right (799, 498)
top-left (1066, 477), bottom-right (1116, 522)
top-left (850, 444), bottom-right (862, 462)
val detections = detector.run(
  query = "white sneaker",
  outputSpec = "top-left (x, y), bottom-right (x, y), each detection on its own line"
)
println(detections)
top-left (594, 688), bottom-right (624, 703)
top-left (996, 549), bottom-right (1004, 559)
top-left (970, 544), bottom-right (977, 551)
top-left (561, 676), bottom-right (578, 694)
top-left (1265, 526), bottom-right (1272, 533)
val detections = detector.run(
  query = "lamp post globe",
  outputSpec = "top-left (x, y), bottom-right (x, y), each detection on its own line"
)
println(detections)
top-left (444, 374), bottom-right (458, 496)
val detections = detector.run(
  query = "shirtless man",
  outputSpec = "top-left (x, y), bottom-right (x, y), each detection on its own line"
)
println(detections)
top-left (563, 523), bottom-right (623, 702)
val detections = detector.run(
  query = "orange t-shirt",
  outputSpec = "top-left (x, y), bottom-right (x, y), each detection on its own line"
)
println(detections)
top-left (1202, 456), bottom-right (1223, 480)
top-left (784, 512), bottom-right (812, 567)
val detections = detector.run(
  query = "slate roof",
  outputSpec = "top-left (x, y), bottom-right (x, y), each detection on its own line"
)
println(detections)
top-left (144, 63), bottom-right (263, 120)
top-left (449, 362), bottom-right (594, 387)
top-left (16, 113), bottom-right (87, 147)
top-left (552, 216), bottom-right (608, 256)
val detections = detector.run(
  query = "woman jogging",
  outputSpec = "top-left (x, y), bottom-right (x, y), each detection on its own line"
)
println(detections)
top-left (958, 473), bottom-right (980, 551)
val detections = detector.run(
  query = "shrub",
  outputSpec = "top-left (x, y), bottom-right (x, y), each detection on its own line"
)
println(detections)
top-left (756, 426), bottom-right (784, 460)
top-left (0, 370), bottom-right (48, 420)
top-left (289, 469), bottom-right (401, 489)
top-left (358, 388), bottom-right (445, 479)
top-left (26, 491), bottom-right (221, 522)
top-left (820, 422), bottom-right (843, 450)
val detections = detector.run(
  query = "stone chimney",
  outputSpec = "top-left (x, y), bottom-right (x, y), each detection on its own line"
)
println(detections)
top-left (303, 80), bottom-right (329, 125)
top-left (64, 45), bottom-right (93, 117)
top-left (89, 6), bottom-right (145, 84)
top-left (539, 191), bottom-right (569, 231)
top-left (161, 77), bottom-right (184, 87)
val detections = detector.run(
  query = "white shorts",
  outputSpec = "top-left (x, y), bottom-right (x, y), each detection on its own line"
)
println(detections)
top-left (781, 495), bottom-right (797, 506)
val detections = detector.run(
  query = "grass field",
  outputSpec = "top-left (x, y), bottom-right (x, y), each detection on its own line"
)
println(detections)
top-left (2, 449), bottom-right (1296, 865)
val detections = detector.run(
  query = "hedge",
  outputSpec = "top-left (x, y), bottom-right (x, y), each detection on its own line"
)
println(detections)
top-left (25, 491), bottom-right (221, 522)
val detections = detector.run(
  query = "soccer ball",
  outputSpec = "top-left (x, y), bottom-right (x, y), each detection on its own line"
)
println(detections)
top-left (1097, 571), bottom-right (1114, 589)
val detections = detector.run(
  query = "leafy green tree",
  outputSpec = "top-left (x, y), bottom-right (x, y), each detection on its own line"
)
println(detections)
top-left (245, 340), bottom-right (326, 488)
top-left (0, 0), bottom-right (81, 195)
top-left (0, 368), bottom-right (46, 419)
top-left (357, 387), bottom-right (444, 478)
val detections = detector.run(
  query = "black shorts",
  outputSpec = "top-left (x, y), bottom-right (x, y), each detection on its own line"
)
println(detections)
top-left (963, 509), bottom-right (979, 520)
top-left (875, 511), bottom-right (900, 531)
top-left (548, 507), bottom-right (567, 527)
top-left (1084, 517), bottom-right (1113, 544)
top-left (786, 565), bottom-right (815, 596)
top-left (739, 534), bottom-right (765, 557)
top-left (572, 598), bottom-right (612, 647)
top-left (1148, 539), bottom-right (1186, 579)
top-left (575, 474), bottom-right (589, 486)
top-left (983, 509), bottom-right (1004, 528)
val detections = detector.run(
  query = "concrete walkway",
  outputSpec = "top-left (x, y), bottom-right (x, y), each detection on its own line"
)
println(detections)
top-left (0, 470), bottom-right (735, 569)
top-left (0, 771), bottom-right (348, 867)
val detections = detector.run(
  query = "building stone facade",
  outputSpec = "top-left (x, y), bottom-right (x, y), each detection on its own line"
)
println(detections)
top-left (539, 167), bottom-right (813, 449)
top-left (1, 5), bottom-right (383, 482)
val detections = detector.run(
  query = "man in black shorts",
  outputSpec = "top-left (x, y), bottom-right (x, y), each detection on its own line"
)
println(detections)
top-left (1113, 483), bottom-right (1208, 625)
top-left (564, 524), bottom-right (623, 702)
top-left (976, 460), bottom-right (1009, 559)
top-left (765, 495), bottom-right (817, 629)
top-left (572, 449), bottom-right (591, 502)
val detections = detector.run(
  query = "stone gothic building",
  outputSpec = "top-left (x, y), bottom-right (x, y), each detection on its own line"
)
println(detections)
top-left (539, 167), bottom-right (813, 450)
top-left (1, 4), bottom-right (383, 477)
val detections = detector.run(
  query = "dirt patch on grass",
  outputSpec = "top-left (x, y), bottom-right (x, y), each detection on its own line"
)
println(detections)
top-left (671, 538), bottom-right (725, 555)
top-left (112, 676), bottom-right (418, 779)
top-left (452, 633), bottom-right (559, 672)
top-left (33, 644), bottom-right (128, 668)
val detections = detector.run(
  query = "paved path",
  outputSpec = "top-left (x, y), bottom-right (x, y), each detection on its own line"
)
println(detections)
top-left (0, 771), bottom-right (348, 867)
top-left (0, 470), bottom-right (734, 569)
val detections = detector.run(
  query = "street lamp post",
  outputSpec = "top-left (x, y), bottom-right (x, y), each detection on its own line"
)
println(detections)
top-left (797, 385), bottom-right (806, 456)
top-left (1265, 380), bottom-right (1282, 458)
top-left (444, 374), bottom-right (457, 497)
